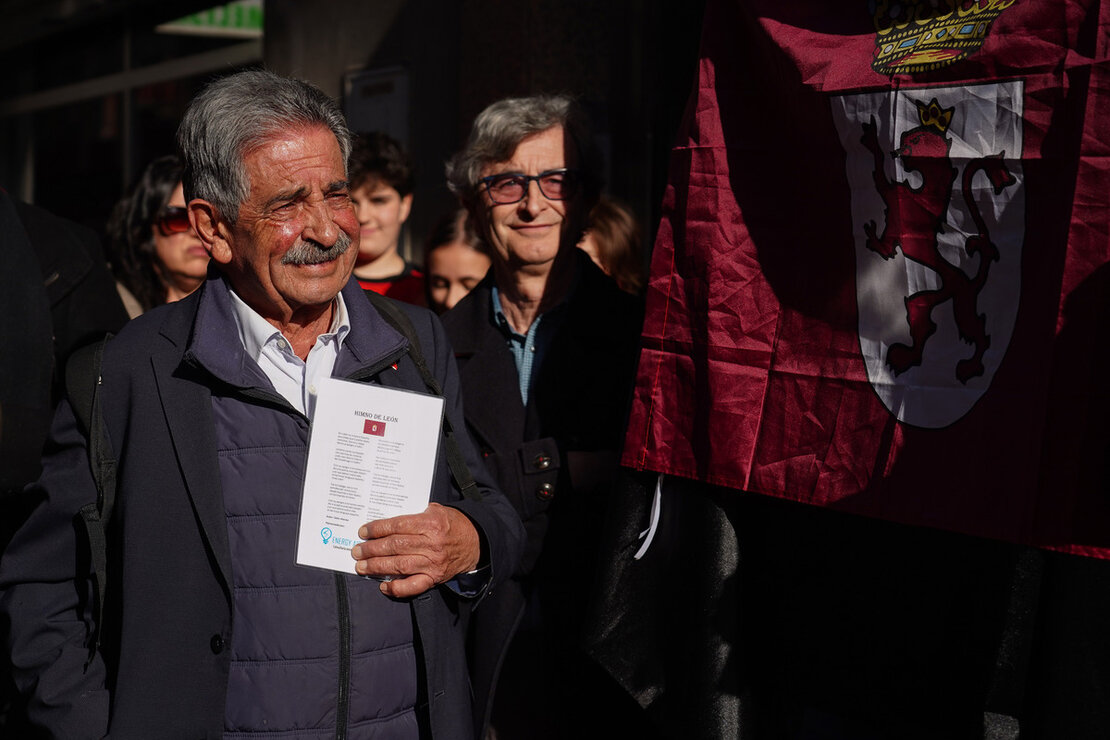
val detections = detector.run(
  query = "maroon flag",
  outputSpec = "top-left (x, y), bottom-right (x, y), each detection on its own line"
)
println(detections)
top-left (364, 420), bottom-right (387, 437)
top-left (623, 0), bottom-right (1110, 557)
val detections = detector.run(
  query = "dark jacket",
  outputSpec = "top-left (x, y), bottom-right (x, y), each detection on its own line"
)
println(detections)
top-left (441, 253), bottom-right (643, 734)
top-left (0, 275), bottom-right (523, 739)
top-left (0, 190), bottom-right (128, 496)
top-left (0, 190), bottom-right (129, 739)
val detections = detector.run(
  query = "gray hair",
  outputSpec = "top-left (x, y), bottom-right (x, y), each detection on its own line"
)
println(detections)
top-left (446, 95), bottom-right (602, 207)
top-left (177, 69), bottom-right (352, 224)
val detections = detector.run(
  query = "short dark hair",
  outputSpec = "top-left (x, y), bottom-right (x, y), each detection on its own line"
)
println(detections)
top-left (176, 69), bottom-right (352, 224)
top-left (445, 94), bottom-right (602, 208)
top-left (349, 131), bottom-right (414, 197)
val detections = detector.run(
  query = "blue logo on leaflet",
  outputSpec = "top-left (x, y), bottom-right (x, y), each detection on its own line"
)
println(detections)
top-left (320, 527), bottom-right (333, 544)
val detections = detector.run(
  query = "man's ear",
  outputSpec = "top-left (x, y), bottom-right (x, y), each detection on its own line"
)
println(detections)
top-left (189, 200), bottom-right (234, 265)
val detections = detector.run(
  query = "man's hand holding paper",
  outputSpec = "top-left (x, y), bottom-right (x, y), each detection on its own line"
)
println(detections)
top-left (351, 502), bottom-right (481, 598)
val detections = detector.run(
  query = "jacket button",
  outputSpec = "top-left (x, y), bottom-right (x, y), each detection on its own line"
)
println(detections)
top-left (532, 454), bottom-right (552, 470)
top-left (536, 482), bottom-right (555, 501)
top-left (210, 634), bottom-right (225, 654)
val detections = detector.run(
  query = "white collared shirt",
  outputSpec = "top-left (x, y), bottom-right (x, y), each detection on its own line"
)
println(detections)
top-left (228, 289), bottom-right (351, 418)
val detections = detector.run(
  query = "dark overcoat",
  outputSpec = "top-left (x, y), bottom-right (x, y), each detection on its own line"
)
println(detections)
top-left (441, 254), bottom-right (643, 735)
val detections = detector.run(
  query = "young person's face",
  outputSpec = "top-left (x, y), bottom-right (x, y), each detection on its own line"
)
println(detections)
top-left (427, 242), bottom-right (490, 313)
top-left (350, 180), bottom-right (412, 266)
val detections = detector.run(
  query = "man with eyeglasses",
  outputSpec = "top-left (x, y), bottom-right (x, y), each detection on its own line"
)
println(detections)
top-left (443, 96), bottom-right (645, 739)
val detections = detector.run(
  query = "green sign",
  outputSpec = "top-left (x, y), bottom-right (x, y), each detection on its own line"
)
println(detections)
top-left (157, 0), bottom-right (263, 38)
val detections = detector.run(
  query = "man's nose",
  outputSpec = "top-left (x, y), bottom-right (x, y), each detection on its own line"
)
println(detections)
top-left (519, 178), bottom-right (547, 217)
top-left (303, 200), bottom-right (340, 245)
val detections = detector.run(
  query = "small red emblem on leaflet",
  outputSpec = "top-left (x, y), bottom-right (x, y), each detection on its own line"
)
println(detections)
top-left (364, 420), bottom-right (386, 436)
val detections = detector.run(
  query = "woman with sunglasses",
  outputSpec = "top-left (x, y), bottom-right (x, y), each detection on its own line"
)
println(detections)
top-left (108, 155), bottom-right (209, 317)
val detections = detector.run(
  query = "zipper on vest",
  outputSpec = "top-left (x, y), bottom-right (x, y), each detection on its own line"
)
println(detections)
top-left (236, 387), bottom-right (308, 421)
top-left (228, 345), bottom-right (407, 411)
top-left (335, 573), bottom-right (351, 740)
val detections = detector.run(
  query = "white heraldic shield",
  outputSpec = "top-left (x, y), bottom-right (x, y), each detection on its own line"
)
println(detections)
top-left (830, 81), bottom-right (1025, 428)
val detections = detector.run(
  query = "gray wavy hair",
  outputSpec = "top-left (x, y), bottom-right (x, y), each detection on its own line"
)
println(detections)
top-left (177, 69), bottom-right (352, 224)
top-left (446, 94), bottom-right (602, 207)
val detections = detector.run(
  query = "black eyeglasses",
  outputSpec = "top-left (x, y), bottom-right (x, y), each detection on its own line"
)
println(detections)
top-left (479, 169), bottom-right (579, 205)
top-left (156, 206), bottom-right (191, 236)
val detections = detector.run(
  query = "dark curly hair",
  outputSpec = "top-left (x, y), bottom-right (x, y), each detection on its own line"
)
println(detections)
top-left (107, 155), bottom-right (183, 312)
top-left (348, 131), bottom-right (414, 196)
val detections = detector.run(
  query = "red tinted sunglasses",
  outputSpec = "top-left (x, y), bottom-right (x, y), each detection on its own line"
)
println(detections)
top-left (156, 206), bottom-right (191, 236)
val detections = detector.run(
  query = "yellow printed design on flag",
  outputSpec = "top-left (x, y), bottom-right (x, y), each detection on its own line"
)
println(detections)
top-left (871, 0), bottom-right (1016, 75)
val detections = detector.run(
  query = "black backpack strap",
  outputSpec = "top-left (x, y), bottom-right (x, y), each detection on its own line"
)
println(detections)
top-left (363, 292), bottom-right (481, 503)
top-left (63, 334), bottom-right (116, 661)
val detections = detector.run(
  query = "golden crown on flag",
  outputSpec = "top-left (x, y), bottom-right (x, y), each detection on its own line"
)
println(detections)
top-left (871, 0), bottom-right (1016, 75)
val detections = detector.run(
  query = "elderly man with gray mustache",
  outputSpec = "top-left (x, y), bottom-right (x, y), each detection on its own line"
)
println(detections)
top-left (0, 69), bottom-right (523, 740)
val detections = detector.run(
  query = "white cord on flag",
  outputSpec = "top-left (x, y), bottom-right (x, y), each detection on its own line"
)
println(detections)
top-left (633, 473), bottom-right (664, 560)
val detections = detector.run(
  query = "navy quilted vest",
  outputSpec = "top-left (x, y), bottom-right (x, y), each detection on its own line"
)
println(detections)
top-left (195, 279), bottom-right (420, 739)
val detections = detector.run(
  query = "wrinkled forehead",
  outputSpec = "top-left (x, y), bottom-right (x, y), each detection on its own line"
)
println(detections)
top-left (482, 125), bottom-right (579, 175)
top-left (241, 125), bottom-right (346, 192)
top-left (243, 123), bottom-right (343, 162)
